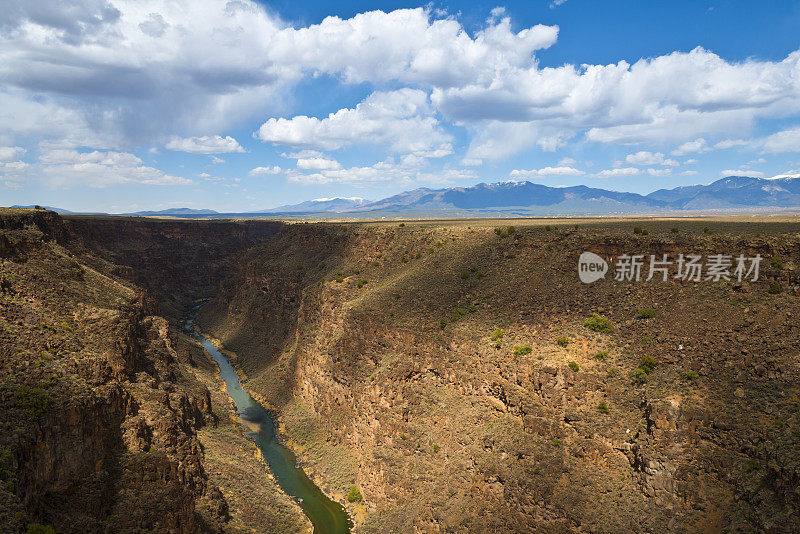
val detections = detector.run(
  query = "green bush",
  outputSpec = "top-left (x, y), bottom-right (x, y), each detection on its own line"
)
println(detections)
top-left (638, 355), bottom-right (658, 374)
top-left (15, 386), bottom-right (50, 420)
top-left (514, 345), bottom-right (532, 357)
top-left (584, 314), bottom-right (615, 333)
top-left (771, 257), bottom-right (784, 270)
top-left (0, 446), bottom-right (13, 480)
top-left (432, 443), bottom-right (440, 453)
top-left (490, 328), bottom-right (504, 341)
top-left (593, 350), bottom-right (608, 361)
top-left (552, 437), bottom-right (561, 447)
top-left (460, 271), bottom-right (470, 280)
top-left (507, 226), bottom-right (516, 235)
top-left (597, 401), bottom-right (609, 414)
top-left (545, 225), bottom-right (551, 231)
top-left (451, 308), bottom-right (466, 321)
top-left (607, 367), bottom-right (619, 377)
top-left (636, 308), bottom-right (657, 319)
top-left (670, 227), bottom-right (679, 233)
top-left (633, 226), bottom-right (643, 235)
top-left (399, 223), bottom-right (405, 227)
top-left (357, 279), bottom-right (367, 288)
top-left (556, 336), bottom-right (569, 347)
top-left (439, 319), bottom-right (447, 330)
top-left (347, 486), bottom-right (363, 503)
top-left (679, 370), bottom-right (699, 381)
top-left (768, 280), bottom-right (782, 294)
top-left (568, 361), bottom-right (579, 372)
top-left (26, 525), bottom-right (56, 534)
top-left (630, 368), bottom-right (648, 385)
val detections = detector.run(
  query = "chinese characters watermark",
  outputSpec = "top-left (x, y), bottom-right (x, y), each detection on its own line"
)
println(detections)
top-left (579, 252), bottom-right (762, 284)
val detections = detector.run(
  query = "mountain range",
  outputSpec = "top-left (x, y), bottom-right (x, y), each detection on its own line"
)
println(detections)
top-left (13, 175), bottom-right (800, 217)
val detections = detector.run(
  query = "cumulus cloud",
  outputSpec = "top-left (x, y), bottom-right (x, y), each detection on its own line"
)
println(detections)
top-left (671, 138), bottom-right (710, 156)
top-left (759, 127), bottom-right (800, 154)
top-left (256, 89), bottom-right (453, 156)
top-left (37, 149), bottom-right (190, 187)
top-left (509, 166), bottom-right (584, 178)
top-left (625, 151), bottom-right (679, 166)
top-left (296, 157), bottom-right (342, 171)
top-left (166, 135), bottom-right (245, 154)
top-left (597, 167), bottom-right (643, 177)
top-left (249, 165), bottom-right (282, 175)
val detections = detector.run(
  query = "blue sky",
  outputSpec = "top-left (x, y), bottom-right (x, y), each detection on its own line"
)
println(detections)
top-left (1, 0), bottom-right (799, 212)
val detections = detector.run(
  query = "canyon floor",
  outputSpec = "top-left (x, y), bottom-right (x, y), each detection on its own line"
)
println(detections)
top-left (1, 208), bottom-right (799, 533)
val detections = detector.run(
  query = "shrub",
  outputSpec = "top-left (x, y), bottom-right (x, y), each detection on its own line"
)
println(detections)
top-left (552, 437), bottom-right (561, 447)
top-left (545, 225), bottom-right (551, 231)
top-left (679, 370), bottom-right (699, 381)
top-left (0, 446), bottom-right (13, 480)
top-left (514, 345), bottom-right (532, 357)
top-left (460, 271), bottom-right (470, 280)
top-left (556, 336), bottom-right (569, 347)
top-left (584, 314), bottom-right (615, 333)
top-left (335, 276), bottom-right (343, 283)
top-left (432, 443), bottom-right (440, 453)
top-left (639, 355), bottom-right (658, 374)
top-left (26, 525), bottom-right (55, 534)
top-left (597, 402), bottom-right (609, 414)
top-left (568, 361), bottom-right (579, 372)
top-left (630, 368), bottom-right (648, 385)
top-left (468, 305), bottom-right (477, 313)
top-left (451, 308), bottom-right (466, 321)
top-left (15, 386), bottom-right (50, 419)
top-left (633, 226), bottom-right (643, 235)
top-left (671, 227), bottom-right (679, 233)
top-left (347, 486), bottom-right (363, 503)
top-left (594, 350), bottom-right (608, 361)
top-left (490, 328), bottom-right (504, 341)
top-left (507, 226), bottom-right (516, 235)
top-left (703, 226), bottom-right (710, 234)
top-left (743, 459), bottom-right (760, 473)
top-left (768, 280), bottom-right (782, 294)
top-left (439, 319), bottom-right (447, 330)
top-left (607, 367), bottom-right (619, 378)
top-left (771, 257), bottom-right (784, 270)
top-left (357, 279), bottom-right (367, 288)
top-left (399, 223), bottom-right (405, 227)
top-left (636, 308), bottom-right (657, 319)
top-left (476, 271), bottom-right (484, 279)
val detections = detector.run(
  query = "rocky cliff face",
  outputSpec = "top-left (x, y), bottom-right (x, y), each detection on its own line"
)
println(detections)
top-left (200, 219), bottom-right (800, 532)
top-left (0, 209), bottom-right (292, 533)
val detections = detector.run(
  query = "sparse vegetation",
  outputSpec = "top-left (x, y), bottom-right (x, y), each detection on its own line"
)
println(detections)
top-left (679, 370), bottom-right (699, 381)
top-left (514, 344), bottom-right (532, 357)
top-left (15, 386), bottom-right (51, 419)
top-left (638, 355), bottom-right (658, 374)
top-left (556, 336), bottom-right (569, 347)
top-left (432, 443), bottom-right (440, 453)
top-left (671, 227), bottom-right (679, 233)
top-left (26, 525), bottom-right (55, 534)
top-left (490, 328), bottom-right (504, 341)
top-left (584, 314), bottom-right (615, 333)
top-left (440, 319), bottom-right (447, 330)
top-left (630, 368), bottom-right (648, 385)
top-left (568, 361), bottom-right (579, 372)
top-left (597, 401), bottom-right (609, 414)
top-left (770, 257), bottom-right (784, 270)
top-left (594, 350), bottom-right (608, 361)
top-left (347, 486), bottom-right (363, 503)
top-left (768, 280), bottom-right (782, 294)
top-left (636, 308), bottom-right (657, 319)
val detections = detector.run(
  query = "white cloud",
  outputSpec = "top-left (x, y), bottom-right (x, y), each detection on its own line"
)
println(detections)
top-left (671, 138), bottom-right (710, 156)
top-left (680, 170), bottom-right (698, 176)
top-left (296, 157), bottom-right (342, 171)
top-left (37, 149), bottom-right (189, 187)
top-left (211, 156), bottom-right (225, 164)
top-left (684, 158), bottom-right (698, 165)
top-left (646, 168), bottom-right (671, 176)
top-left (625, 151), bottom-right (679, 166)
top-left (460, 158), bottom-right (483, 166)
top-left (166, 135), bottom-right (245, 154)
top-left (256, 89), bottom-right (453, 156)
top-left (249, 165), bottom-right (282, 175)
top-left (597, 167), bottom-right (643, 177)
top-left (759, 127), bottom-right (800, 154)
top-left (714, 139), bottom-right (750, 150)
top-left (510, 166), bottom-right (584, 178)
top-left (0, 146), bottom-right (26, 162)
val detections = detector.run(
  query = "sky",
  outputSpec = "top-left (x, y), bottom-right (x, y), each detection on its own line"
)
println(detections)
top-left (1, 0), bottom-right (799, 213)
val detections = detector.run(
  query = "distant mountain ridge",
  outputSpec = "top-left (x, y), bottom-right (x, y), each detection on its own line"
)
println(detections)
top-left (11, 175), bottom-right (800, 217)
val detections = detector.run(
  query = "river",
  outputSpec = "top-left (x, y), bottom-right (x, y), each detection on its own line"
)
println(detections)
top-left (185, 314), bottom-right (352, 534)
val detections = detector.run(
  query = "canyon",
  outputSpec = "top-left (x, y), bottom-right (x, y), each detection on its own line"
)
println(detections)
top-left (1, 208), bottom-right (799, 532)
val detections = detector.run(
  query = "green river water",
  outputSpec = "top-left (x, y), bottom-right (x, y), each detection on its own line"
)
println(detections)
top-left (186, 315), bottom-right (352, 534)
